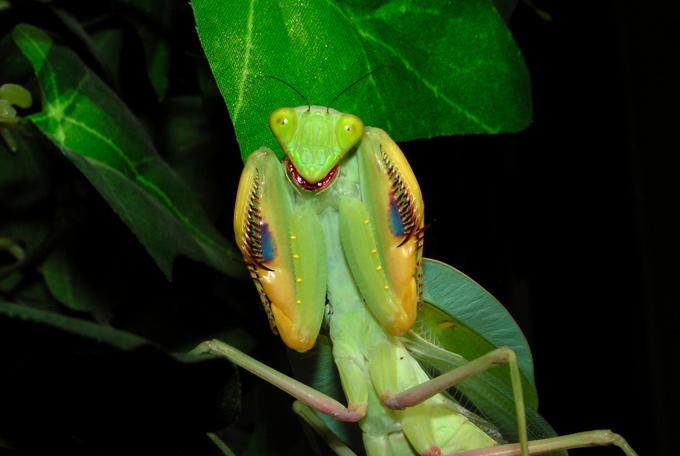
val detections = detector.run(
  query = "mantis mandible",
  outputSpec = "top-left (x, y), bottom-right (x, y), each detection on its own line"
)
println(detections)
top-left (193, 78), bottom-right (639, 456)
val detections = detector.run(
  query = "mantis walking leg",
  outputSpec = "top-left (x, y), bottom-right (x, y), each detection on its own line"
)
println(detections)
top-left (191, 340), bottom-right (364, 422)
top-left (451, 430), bottom-right (638, 456)
top-left (377, 345), bottom-right (638, 456)
top-left (293, 401), bottom-right (358, 456)
top-left (381, 347), bottom-right (529, 456)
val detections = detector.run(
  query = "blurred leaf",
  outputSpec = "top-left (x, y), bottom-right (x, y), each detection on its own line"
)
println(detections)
top-left (11, 23), bottom-right (242, 279)
top-left (89, 26), bottom-right (125, 91)
top-left (193, 0), bottom-right (531, 162)
top-left (0, 300), bottom-right (241, 452)
top-left (0, 218), bottom-right (56, 311)
top-left (117, 0), bottom-right (173, 100)
top-left (50, 5), bottom-right (121, 91)
top-left (0, 28), bottom-right (34, 84)
top-left (0, 137), bottom-right (51, 212)
top-left (162, 95), bottom-right (236, 219)
top-left (492, 0), bottom-right (520, 22)
top-left (0, 140), bottom-right (57, 310)
top-left (42, 222), bottom-right (127, 316)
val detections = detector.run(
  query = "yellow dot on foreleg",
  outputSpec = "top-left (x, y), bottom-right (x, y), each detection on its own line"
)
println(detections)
top-left (371, 248), bottom-right (377, 254)
top-left (290, 235), bottom-right (297, 240)
top-left (296, 278), bottom-right (302, 283)
top-left (293, 254), bottom-right (300, 259)
top-left (376, 266), bottom-right (382, 271)
top-left (364, 219), bottom-right (369, 224)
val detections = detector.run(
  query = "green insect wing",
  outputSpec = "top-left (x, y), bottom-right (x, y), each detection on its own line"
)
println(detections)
top-left (409, 259), bottom-right (566, 454)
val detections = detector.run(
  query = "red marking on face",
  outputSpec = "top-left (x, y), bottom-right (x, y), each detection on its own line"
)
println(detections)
top-left (286, 159), bottom-right (338, 191)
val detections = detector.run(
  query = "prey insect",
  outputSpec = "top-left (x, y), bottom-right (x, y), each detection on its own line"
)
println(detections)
top-left (193, 75), bottom-right (638, 456)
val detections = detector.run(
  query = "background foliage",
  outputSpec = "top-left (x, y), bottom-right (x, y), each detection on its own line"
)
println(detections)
top-left (1, 0), bottom-right (673, 455)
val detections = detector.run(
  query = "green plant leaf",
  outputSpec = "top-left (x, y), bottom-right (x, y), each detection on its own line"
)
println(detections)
top-left (11, 23), bottom-right (241, 279)
top-left (193, 0), bottom-right (531, 162)
top-left (0, 300), bottom-right (241, 452)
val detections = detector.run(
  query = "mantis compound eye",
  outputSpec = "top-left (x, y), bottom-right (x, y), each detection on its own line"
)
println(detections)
top-left (335, 114), bottom-right (364, 151)
top-left (269, 107), bottom-right (299, 146)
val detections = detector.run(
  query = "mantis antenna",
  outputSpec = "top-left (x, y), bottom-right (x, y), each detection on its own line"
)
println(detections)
top-left (266, 67), bottom-right (392, 113)
top-left (265, 75), bottom-right (312, 111)
top-left (326, 66), bottom-right (393, 112)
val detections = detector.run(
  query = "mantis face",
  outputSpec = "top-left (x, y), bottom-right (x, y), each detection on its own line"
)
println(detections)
top-left (269, 106), bottom-right (364, 188)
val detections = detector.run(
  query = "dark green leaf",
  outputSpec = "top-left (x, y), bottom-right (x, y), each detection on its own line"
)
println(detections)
top-left (11, 23), bottom-right (241, 279)
top-left (89, 26), bottom-right (125, 91)
top-left (116, 0), bottom-right (173, 100)
top-left (0, 29), bottom-right (35, 84)
top-left (41, 216), bottom-right (148, 317)
top-left (193, 0), bottom-right (531, 162)
top-left (0, 137), bottom-right (50, 212)
top-left (492, 0), bottom-right (520, 22)
top-left (161, 95), bottom-right (234, 218)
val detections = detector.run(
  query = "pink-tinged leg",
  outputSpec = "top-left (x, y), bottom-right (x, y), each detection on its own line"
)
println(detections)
top-left (449, 430), bottom-right (638, 456)
top-left (383, 347), bottom-right (529, 456)
top-left (192, 340), bottom-right (366, 422)
top-left (292, 400), bottom-right (359, 456)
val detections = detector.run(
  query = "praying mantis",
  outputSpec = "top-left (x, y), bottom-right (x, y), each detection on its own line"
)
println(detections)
top-left (192, 83), bottom-right (639, 456)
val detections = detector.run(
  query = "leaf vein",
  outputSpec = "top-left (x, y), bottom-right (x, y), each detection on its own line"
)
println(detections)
top-left (357, 29), bottom-right (499, 133)
top-left (232, 0), bottom-right (256, 123)
top-left (61, 117), bottom-right (228, 254)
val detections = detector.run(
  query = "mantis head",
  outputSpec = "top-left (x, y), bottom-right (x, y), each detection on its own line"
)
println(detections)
top-left (269, 106), bottom-right (364, 190)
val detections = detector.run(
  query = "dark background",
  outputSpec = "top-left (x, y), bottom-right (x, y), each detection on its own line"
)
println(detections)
top-left (403, 3), bottom-right (677, 455)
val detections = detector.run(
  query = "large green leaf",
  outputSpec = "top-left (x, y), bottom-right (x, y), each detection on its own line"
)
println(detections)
top-left (11, 24), bottom-right (241, 279)
top-left (192, 0), bottom-right (531, 162)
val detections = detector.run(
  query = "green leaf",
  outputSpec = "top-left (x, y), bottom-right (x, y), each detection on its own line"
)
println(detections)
top-left (193, 0), bottom-right (531, 162)
top-left (89, 26), bottom-right (125, 91)
top-left (0, 300), bottom-right (241, 452)
top-left (162, 95), bottom-right (233, 218)
top-left (11, 23), bottom-right (241, 279)
top-left (412, 259), bottom-right (563, 451)
top-left (41, 212), bottom-right (156, 317)
top-left (0, 137), bottom-right (50, 212)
